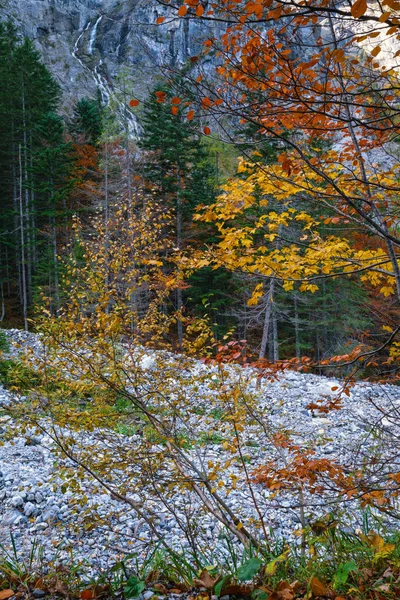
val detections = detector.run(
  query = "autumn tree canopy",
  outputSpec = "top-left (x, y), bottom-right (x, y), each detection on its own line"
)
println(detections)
top-left (150, 0), bottom-right (400, 368)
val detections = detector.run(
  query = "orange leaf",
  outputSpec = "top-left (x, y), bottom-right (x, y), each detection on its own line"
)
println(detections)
top-left (196, 4), bottom-right (204, 16)
top-left (129, 99), bottom-right (140, 107)
top-left (351, 0), bottom-right (367, 18)
top-left (187, 110), bottom-right (195, 120)
top-left (172, 106), bottom-right (179, 115)
top-left (310, 577), bottom-right (327, 596)
top-left (81, 591), bottom-right (95, 600)
top-left (201, 97), bottom-right (213, 108)
top-left (0, 591), bottom-right (15, 600)
top-left (371, 45), bottom-right (381, 57)
top-left (155, 91), bottom-right (166, 103)
top-left (156, 16), bottom-right (165, 24)
top-left (203, 126), bottom-right (211, 135)
top-left (171, 96), bottom-right (181, 105)
top-left (178, 5), bottom-right (188, 16)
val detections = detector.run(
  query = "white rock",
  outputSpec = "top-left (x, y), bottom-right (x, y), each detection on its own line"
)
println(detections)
top-left (10, 494), bottom-right (24, 507)
top-left (24, 502), bottom-right (36, 517)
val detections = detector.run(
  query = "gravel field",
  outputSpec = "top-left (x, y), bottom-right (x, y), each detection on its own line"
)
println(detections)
top-left (0, 329), bottom-right (399, 577)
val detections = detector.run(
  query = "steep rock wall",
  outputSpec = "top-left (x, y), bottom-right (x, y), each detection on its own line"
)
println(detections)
top-left (2, 0), bottom-right (221, 120)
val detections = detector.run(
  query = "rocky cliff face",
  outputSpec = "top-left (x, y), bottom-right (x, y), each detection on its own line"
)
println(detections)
top-left (3, 0), bottom-right (221, 129)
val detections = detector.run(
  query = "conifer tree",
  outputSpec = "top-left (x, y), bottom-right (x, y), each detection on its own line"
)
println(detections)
top-left (0, 19), bottom-right (73, 324)
top-left (139, 85), bottom-right (216, 346)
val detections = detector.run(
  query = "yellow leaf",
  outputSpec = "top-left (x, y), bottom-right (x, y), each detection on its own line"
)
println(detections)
top-left (265, 551), bottom-right (289, 576)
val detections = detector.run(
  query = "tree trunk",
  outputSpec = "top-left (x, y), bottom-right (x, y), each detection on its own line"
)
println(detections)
top-left (22, 85), bottom-right (32, 304)
top-left (273, 308), bottom-right (279, 362)
top-left (18, 144), bottom-right (28, 331)
top-left (259, 279), bottom-right (274, 360)
top-left (176, 170), bottom-right (183, 348)
top-left (294, 293), bottom-right (301, 359)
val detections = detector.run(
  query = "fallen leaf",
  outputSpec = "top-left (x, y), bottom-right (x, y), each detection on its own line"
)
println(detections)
top-left (193, 569), bottom-right (219, 590)
top-left (54, 579), bottom-right (70, 596)
top-left (277, 581), bottom-right (292, 591)
top-left (0, 591), bottom-right (15, 600)
top-left (153, 584), bottom-right (168, 594)
top-left (310, 576), bottom-right (327, 596)
top-left (222, 584), bottom-right (253, 596)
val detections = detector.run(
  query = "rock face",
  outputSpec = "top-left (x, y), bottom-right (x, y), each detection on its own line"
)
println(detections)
top-left (2, 0), bottom-right (220, 122)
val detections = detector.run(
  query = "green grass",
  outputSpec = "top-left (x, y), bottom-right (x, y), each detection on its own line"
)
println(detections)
top-left (0, 330), bottom-right (10, 353)
top-left (1, 524), bottom-right (400, 599)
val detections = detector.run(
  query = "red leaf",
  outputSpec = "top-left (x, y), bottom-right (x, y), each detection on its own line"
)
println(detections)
top-left (187, 110), bottom-right (195, 120)
top-left (129, 99), bottom-right (140, 107)
top-left (203, 126), bottom-right (211, 135)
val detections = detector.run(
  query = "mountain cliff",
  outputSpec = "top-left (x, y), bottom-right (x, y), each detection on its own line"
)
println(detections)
top-left (2, 0), bottom-right (221, 125)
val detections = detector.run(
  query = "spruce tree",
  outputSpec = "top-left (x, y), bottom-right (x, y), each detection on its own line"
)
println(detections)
top-left (0, 19), bottom-right (72, 324)
top-left (72, 97), bottom-right (103, 146)
top-left (139, 85), bottom-right (220, 345)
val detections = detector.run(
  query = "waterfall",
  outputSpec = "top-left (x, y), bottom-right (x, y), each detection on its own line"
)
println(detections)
top-left (88, 15), bottom-right (103, 55)
top-left (71, 16), bottom-right (140, 137)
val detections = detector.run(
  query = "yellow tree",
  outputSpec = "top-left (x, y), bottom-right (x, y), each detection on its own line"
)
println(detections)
top-left (158, 0), bottom-right (400, 366)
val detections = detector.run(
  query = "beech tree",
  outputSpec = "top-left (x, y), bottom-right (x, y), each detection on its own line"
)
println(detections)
top-left (156, 0), bottom-right (400, 371)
